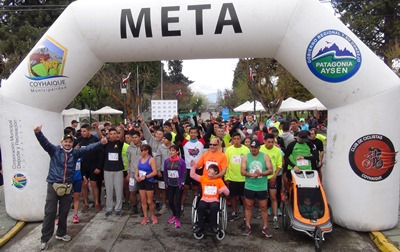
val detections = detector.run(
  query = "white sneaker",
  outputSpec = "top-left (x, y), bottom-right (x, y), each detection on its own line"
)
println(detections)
top-left (40, 242), bottom-right (48, 250)
top-left (55, 234), bottom-right (71, 242)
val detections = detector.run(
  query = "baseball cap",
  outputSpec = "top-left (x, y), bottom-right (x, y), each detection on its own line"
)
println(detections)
top-left (133, 123), bottom-right (140, 128)
top-left (250, 140), bottom-right (260, 148)
top-left (299, 118), bottom-right (305, 122)
top-left (71, 120), bottom-right (79, 124)
top-left (62, 134), bottom-right (74, 141)
top-left (298, 130), bottom-right (310, 139)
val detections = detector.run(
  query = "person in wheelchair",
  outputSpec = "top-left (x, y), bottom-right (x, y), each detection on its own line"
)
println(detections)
top-left (190, 163), bottom-right (230, 234)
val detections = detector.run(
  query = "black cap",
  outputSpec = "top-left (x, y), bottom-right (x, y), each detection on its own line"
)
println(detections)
top-left (133, 123), bottom-right (140, 128)
top-left (71, 120), bottom-right (79, 124)
top-left (163, 121), bottom-right (172, 127)
top-left (163, 133), bottom-right (172, 142)
top-left (250, 140), bottom-right (260, 148)
top-left (62, 134), bottom-right (74, 141)
top-left (298, 130), bottom-right (310, 139)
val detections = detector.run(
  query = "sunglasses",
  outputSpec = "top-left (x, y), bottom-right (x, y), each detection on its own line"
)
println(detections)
top-left (209, 143), bottom-right (218, 146)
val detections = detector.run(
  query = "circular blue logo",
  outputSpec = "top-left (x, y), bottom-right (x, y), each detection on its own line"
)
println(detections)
top-left (12, 173), bottom-right (28, 189)
top-left (306, 29), bottom-right (362, 83)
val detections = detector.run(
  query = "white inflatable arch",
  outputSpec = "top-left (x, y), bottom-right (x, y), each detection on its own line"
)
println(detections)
top-left (0, 0), bottom-right (399, 231)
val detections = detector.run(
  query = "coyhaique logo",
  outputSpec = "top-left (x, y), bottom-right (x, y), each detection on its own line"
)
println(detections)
top-left (26, 36), bottom-right (68, 93)
top-left (349, 134), bottom-right (397, 182)
top-left (306, 29), bottom-right (361, 83)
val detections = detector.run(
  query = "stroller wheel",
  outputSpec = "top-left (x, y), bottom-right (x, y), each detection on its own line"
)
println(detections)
top-left (193, 231), bottom-right (204, 240)
top-left (216, 229), bottom-right (225, 241)
top-left (313, 226), bottom-right (323, 252)
top-left (282, 203), bottom-right (289, 231)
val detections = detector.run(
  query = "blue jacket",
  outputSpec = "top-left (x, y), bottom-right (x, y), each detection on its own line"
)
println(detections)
top-left (35, 131), bottom-right (103, 183)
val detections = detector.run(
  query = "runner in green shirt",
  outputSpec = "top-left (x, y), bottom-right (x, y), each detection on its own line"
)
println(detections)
top-left (225, 133), bottom-right (250, 221)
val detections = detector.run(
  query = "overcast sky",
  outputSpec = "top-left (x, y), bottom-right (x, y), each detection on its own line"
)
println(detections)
top-left (177, 2), bottom-right (335, 96)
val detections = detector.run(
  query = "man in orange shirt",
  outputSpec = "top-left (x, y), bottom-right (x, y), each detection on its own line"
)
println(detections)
top-left (193, 138), bottom-right (228, 179)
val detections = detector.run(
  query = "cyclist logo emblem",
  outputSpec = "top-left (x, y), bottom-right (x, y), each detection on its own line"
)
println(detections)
top-left (306, 29), bottom-right (362, 83)
top-left (349, 134), bottom-right (397, 182)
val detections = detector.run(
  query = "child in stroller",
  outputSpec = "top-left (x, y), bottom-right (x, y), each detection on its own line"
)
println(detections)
top-left (299, 197), bottom-right (323, 221)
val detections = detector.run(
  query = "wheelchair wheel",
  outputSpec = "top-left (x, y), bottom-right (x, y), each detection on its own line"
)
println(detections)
top-left (193, 231), bottom-right (204, 240)
top-left (220, 197), bottom-right (228, 230)
top-left (282, 202), bottom-right (289, 231)
top-left (191, 195), bottom-right (199, 225)
top-left (313, 226), bottom-right (323, 252)
top-left (216, 229), bottom-right (225, 241)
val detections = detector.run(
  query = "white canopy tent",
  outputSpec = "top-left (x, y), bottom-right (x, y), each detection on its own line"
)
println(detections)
top-left (233, 101), bottom-right (265, 112)
top-left (278, 97), bottom-right (307, 112)
top-left (304, 98), bottom-right (327, 111)
top-left (92, 106), bottom-right (123, 115)
top-left (62, 108), bottom-right (91, 128)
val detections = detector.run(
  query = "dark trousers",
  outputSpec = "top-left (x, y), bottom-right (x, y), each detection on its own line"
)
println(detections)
top-left (197, 200), bottom-right (219, 230)
top-left (167, 186), bottom-right (183, 218)
top-left (41, 183), bottom-right (72, 243)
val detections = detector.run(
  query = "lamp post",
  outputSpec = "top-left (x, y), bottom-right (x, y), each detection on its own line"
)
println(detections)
top-left (251, 68), bottom-right (257, 115)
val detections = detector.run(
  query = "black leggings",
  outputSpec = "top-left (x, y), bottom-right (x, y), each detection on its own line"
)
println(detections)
top-left (197, 201), bottom-right (219, 230)
top-left (167, 186), bottom-right (183, 218)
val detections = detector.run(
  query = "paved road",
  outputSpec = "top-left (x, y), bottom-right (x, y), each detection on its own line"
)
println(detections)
top-left (3, 200), bottom-right (377, 252)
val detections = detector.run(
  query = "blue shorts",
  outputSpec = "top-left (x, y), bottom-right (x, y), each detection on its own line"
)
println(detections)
top-left (73, 179), bottom-right (82, 193)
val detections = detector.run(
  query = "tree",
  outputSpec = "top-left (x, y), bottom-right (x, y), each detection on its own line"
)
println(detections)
top-left (331, 0), bottom-right (400, 75)
top-left (0, 0), bottom-right (72, 79)
top-left (233, 58), bottom-right (313, 115)
top-left (167, 60), bottom-right (193, 85)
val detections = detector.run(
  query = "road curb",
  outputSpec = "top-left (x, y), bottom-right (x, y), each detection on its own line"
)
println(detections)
top-left (0, 221), bottom-right (25, 247)
top-left (370, 231), bottom-right (400, 252)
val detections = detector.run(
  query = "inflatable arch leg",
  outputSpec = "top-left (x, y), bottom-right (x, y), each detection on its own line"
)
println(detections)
top-left (0, 0), bottom-right (398, 231)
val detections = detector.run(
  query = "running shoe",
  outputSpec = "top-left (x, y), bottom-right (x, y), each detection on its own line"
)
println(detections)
top-left (105, 211), bottom-right (112, 217)
top-left (167, 216), bottom-right (176, 224)
top-left (242, 225), bottom-right (251, 236)
top-left (158, 205), bottom-right (169, 215)
top-left (115, 211), bottom-right (122, 217)
top-left (273, 216), bottom-right (279, 229)
top-left (72, 215), bottom-right (79, 223)
top-left (229, 212), bottom-right (239, 222)
top-left (55, 234), bottom-right (72, 242)
top-left (175, 218), bottom-right (181, 228)
top-left (262, 227), bottom-right (273, 238)
top-left (141, 217), bottom-right (149, 225)
top-left (152, 216), bottom-right (159, 224)
top-left (40, 242), bottom-right (48, 250)
top-left (81, 204), bottom-right (89, 213)
top-left (95, 204), bottom-right (101, 213)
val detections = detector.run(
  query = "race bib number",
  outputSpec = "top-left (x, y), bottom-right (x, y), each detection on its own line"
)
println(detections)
top-left (247, 129), bottom-right (253, 134)
top-left (205, 161), bottom-right (218, 170)
top-left (168, 170), bottom-right (179, 178)
top-left (139, 170), bottom-right (147, 177)
top-left (297, 159), bottom-right (309, 166)
top-left (75, 159), bottom-right (81, 171)
top-left (158, 181), bottom-right (165, 189)
top-left (108, 153), bottom-right (119, 161)
top-left (204, 186), bottom-right (217, 196)
top-left (231, 156), bottom-right (242, 164)
top-left (129, 177), bottom-right (136, 186)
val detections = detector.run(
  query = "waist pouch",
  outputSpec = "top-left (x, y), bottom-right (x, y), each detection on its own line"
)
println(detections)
top-left (52, 183), bottom-right (72, 196)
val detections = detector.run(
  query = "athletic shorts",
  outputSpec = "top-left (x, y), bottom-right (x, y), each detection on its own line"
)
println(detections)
top-left (228, 181), bottom-right (245, 197)
top-left (73, 179), bottom-right (82, 193)
top-left (137, 180), bottom-right (155, 191)
top-left (184, 169), bottom-right (200, 187)
top-left (81, 167), bottom-right (102, 182)
top-left (244, 189), bottom-right (268, 200)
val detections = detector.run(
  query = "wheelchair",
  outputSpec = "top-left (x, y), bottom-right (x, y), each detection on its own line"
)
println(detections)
top-left (191, 194), bottom-right (228, 240)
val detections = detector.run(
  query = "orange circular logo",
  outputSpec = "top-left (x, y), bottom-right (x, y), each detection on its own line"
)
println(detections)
top-left (349, 134), bottom-right (397, 181)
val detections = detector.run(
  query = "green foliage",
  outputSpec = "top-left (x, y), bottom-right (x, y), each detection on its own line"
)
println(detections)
top-left (331, 0), bottom-right (400, 73)
top-left (167, 60), bottom-right (193, 85)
